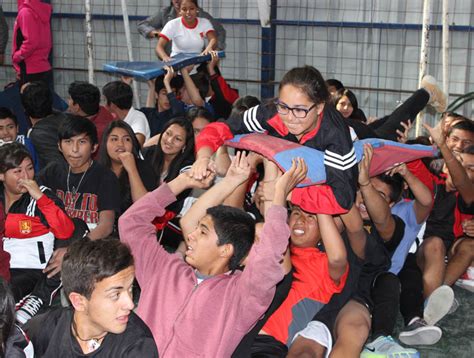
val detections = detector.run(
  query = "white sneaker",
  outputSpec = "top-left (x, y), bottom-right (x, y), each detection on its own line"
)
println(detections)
top-left (399, 317), bottom-right (442, 346)
top-left (361, 335), bottom-right (420, 358)
top-left (423, 285), bottom-right (454, 326)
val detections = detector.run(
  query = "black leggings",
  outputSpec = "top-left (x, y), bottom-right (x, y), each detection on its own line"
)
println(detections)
top-left (371, 272), bottom-right (401, 338)
top-left (398, 253), bottom-right (424, 326)
top-left (349, 89), bottom-right (430, 141)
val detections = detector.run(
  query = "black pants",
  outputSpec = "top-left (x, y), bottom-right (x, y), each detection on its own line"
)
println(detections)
top-left (371, 89), bottom-right (430, 141)
top-left (350, 89), bottom-right (430, 141)
top-left (398, 253), bottom-right (424, 325)
top-left (371, 272), bottom-right (400, 338)
top-left (10, 268), bottom-right (62, 305)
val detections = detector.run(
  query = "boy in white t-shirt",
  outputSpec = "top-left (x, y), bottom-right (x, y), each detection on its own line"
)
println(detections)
top-left (156, 0), bottom-right (217, 61)
top-left (102, 81), bottom-right (150, 147)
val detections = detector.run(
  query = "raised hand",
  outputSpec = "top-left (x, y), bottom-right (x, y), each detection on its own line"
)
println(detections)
top-left (423, 117), bottom-right (447, 147)
top-left (386, 162), bottom-right (408, 177)
top-left (274, 157), bottom-right (307, 205)
top-left (225, 151), bottom-right (252, 186)
top-left (18, 179), bottom-right (43, 200)
top-left (163, 65), bottom-right (175, 86)
top-left (207, 51), bottom-right (220, 75)
top-left (396, 120), bottom-right (413, 144)
top-left (358, 144), bottom-right (373, 186)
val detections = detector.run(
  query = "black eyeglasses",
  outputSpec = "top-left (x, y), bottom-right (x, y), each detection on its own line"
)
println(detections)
top-left (275, 100), bottom-right (318, 119)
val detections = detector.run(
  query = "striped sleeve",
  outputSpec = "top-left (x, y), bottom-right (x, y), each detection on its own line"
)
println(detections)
top-left (324, 147), bottom-right (357, 171)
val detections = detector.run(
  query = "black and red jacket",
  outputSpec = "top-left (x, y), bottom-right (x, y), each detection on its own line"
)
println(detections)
top-left (196, 101), bottom-right (358, 214)
top-left (209, 72), bottom-right (239, 119)
top-left (1, 186), bottom-right (74, 270)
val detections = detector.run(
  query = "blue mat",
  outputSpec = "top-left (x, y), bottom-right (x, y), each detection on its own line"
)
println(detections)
top-left (103, 51), bottom-right (226, 80)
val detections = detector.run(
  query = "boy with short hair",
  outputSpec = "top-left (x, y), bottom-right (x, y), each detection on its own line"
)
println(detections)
top-left (0, 107), bottom-right (39, 171)
top-left (21, 81), bottom-right (66, 169)
top-left (140, 70), bottom-right (184, 136)
top-left (67, 81), bottom-right (114, 146)
top-left (102, 81), bottom-right (150, 146)
top-left (119, 154), bottom-right (307, 357)
top-left (25, 238), bottom-right (159, 357)
top-left (39, 115), bottom-right (120, 240)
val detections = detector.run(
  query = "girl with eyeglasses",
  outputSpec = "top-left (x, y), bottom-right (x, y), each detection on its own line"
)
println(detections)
top-left (191, 65), bottom-right (357, 215)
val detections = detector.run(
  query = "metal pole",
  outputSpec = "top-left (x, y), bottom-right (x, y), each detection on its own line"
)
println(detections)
top-left (258, 0), bottom-right (277, 99)
top-left (85, 0), bottom-right (94, 84)
top-left (120, 0), bottom-right (140, 108)
top-left (442, 0), bottom-right (449, 95)
top-left (415, 0), bottom-right (431, 137)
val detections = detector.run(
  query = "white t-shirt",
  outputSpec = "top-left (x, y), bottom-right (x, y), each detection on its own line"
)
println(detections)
top-left (123, 107), bottom-right (151, 140)
top-left (160, 17), bottom-right (215, 57)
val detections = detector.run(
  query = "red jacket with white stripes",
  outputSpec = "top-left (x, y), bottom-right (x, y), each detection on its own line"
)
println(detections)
top-left (1, 186), bottom-right (74, 270)
top-left (196, 102), bottom-right (357, 214)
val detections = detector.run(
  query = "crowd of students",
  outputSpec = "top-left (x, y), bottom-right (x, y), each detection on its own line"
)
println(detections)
top-left (0, 0), bottom-right (473, 357)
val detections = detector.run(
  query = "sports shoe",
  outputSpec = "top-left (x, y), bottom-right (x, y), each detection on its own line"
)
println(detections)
top-left (16, 295), bottom-right (43, 325)
top-left (399, 317), bottom-right (442, 346)
top-left (420, 75), bottom-right (447, 113)
top-left (360, 335), bottom-right (419, 358)
top-left (423, 285), bottom-right (454, 325)
top-left (455, 278), bottom-right (474, 292)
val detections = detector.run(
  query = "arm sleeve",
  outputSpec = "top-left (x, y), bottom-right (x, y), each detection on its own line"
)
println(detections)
top-left (159, 19), bottom-right (175, 42)
top-left (407, 159), bottom-right (435, 195)
top-left (12, 10), bottom-right (40, 63)
top-left (209, 74), bottom-right (238, 119)
top-left (234, 205), bottom-right (290, 331)
top-left (37, 192), bottom-right (75, 239)
top-left (199, 10), bottom-right (226, 50)
top-left (137, 10), bottom-right (165, 38)
top-left (383, 215), bottom-right (406, 253)
top-left (195, 104), bottom-right (270, 152)
top-left (168, 92), bottom-right (186, 116)
top-left (200, 17), bottom-right (215, 34)
top-left (321, 113), bottom-right (358, 213)
top-left (118, 183), bottom-right (178, 285)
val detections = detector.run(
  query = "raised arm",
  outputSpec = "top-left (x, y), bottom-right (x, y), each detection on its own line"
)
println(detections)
top-left (424, 119), bottom-right (474, 204)
top-left (234, 158), bottom-right (306, 330)
top-left (202, 31), bottom-right (217, 55)
top-left (387, 163), bottom-right (433, 224)
top-left (339, 204), bottom-right (366, 260)
top-left (317, 213), bottom-right (348, 284)
top-left (180, 151), bottom-right (250, 240)
top-left (180, 65), bottom-right (205, 107)
top-left (155, 37), bottom-right (171, 62)
top-left (358, 144), bottom-right (396, 241)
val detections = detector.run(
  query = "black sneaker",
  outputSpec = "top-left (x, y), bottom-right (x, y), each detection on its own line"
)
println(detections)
top-left (399, 317), bottom-right (442, 346)
top-left (16, 295), bottom-right (43, 325)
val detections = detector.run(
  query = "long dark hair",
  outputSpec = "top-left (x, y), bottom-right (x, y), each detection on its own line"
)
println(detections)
top-left (333, 88), bottom-right (367, 122)
top-left (98, 120), bottom-right (142, 212)
top-left (0, 278), bottom-right (15, 358)
top-left (151, 117), bottom-right (195, 183)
